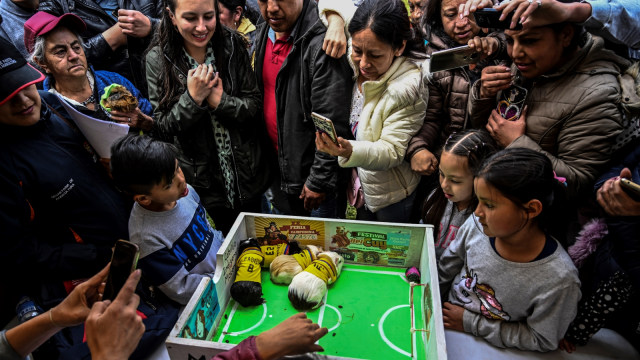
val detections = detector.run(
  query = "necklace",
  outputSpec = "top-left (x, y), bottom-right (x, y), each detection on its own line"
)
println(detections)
top-left (80, 93), bottom-right (95, 107)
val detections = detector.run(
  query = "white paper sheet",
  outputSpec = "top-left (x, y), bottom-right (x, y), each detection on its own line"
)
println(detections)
top-left (57, 95), bottom-right (129, 158)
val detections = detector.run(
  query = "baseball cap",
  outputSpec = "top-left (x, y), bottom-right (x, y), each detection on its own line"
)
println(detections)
top-left (23, 12), bottom-right (87, 55)
top-left (0, 38), bottom-right (45, 106)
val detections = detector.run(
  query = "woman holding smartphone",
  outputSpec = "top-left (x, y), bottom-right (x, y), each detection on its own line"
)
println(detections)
top-left (145, 0), bottom-right (270, 235)
top-left (468, 23), bottom-right (628, 201)
top-left (407, 0), bottom-right (505, 177)
top-left (316, 0), bottom-right (426, 223)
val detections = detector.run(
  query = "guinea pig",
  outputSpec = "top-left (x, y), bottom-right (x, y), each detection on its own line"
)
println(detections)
top-left (288, 251), bottom-right (345, 311)
top-left (260, 240), bottom-right (302, 268)
top-left (269, 245), bottom-right (322, 285)
top-left (230, 238), bottom-right (264, 307)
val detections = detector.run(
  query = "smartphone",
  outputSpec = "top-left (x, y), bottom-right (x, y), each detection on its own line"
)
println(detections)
top-left (311, 112), bottom-right (339, 144)
top-left (620, 178), bottom-right (640, 200)
top-left (103, 240), bottom-right (140, 301)
top-left (473, 8), bottom-right (522, 30)
top-left (429, 45), bottom-right (480, 72)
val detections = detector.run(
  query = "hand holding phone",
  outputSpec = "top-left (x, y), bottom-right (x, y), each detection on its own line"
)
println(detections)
top-left (311, 112), bottom-right (339, 145)
top-left (103, 240), bottom-right (140, 301)
top-left (473, 8), bottom-right (522, 30)
top-left (429, 45), bottom-right (481, 72)
top-left (620, 178), bottom-right (640, 201)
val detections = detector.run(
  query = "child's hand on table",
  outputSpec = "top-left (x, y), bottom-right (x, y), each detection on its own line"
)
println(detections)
top-left (442, 302), bottom-right (465, 331)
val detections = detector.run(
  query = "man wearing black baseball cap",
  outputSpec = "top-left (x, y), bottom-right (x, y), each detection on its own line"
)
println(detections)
top-left (0, 38), bottom-right (44, 123)
top-left (0, 38), bottom-right (131, 333)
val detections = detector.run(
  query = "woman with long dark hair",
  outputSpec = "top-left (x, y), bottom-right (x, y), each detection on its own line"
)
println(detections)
top-left (145, 0), bottom-right (270, 235)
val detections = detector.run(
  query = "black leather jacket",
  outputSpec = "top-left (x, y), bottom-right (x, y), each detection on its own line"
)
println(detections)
top-left (39, 0), bottom-right (162, 96)
top-left (254, 0), bottom-right (353, 195)
top-left (146, 30), bottom-right (272, 209)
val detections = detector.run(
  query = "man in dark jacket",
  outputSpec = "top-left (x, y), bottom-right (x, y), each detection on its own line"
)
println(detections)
top-left (0, 0), bottom-right (38, 59)
top-left (254, 0), bottom-right (353, 216)
top-left (0, 38), bottom-right (129, 325)
top-left (38, 0), bottom-right (162, 96)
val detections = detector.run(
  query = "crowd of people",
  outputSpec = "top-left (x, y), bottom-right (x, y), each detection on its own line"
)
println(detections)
top-left (0, 0), bottom-right (639, 358)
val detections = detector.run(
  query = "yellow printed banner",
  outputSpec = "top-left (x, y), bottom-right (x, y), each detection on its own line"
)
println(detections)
top-left (254, 218), bottom-right (324, 248)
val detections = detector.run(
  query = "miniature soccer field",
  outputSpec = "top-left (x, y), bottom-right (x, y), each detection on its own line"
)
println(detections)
top-left (214, 264), bottom-right (428, 360)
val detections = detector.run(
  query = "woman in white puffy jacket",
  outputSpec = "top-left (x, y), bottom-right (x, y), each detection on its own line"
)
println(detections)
top-left (316, 0), bottom-right (427, 223)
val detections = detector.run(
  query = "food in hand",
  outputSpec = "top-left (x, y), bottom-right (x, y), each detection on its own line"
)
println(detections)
top-left (100, 84), bottom-right (138, 113)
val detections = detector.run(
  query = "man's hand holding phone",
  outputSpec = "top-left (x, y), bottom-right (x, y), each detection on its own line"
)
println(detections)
top-left (597, 168), bottom-right (640, 217)
top-left (86, 269), bottom-right (145, 360)
top-left (47, 265), bottom-right (110, 329)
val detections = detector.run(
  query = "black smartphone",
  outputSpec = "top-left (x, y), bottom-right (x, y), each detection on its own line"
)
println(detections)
top-left (620, 178), bottom-right (640, 201)
top-left (103, 240), bottom-right (140, 301)
top-left (473, 8), bottom-right (522, 30)
top-left (429, 45), bottom-right (480, 72)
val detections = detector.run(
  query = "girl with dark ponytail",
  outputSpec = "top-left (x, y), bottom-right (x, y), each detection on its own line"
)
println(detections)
top-left (439, 147), bottom-right (580, 352)
top-left (422, 130), bottom-right (497, 260)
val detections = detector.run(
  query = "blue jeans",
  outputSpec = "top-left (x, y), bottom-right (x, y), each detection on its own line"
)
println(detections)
top-left (357, 190), bottom-right (417, 223)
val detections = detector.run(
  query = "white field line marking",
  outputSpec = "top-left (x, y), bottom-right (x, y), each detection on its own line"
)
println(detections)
top-left (412, 328), bottom-right (418, 360)
top-left (343, 268), bottom-right (407, 276)
top-left (217, 301), bottom-right (239, 343)
top-left (410, 284), bottom-right (415, 359)
top-left (325, 304), bottom-right (342, 332)
top-left (379, 304), bottom-right (411, 358)
top-left (223, 302), bottom-right (268, 338)
top-left (316, 292), bottom-right (329, 344)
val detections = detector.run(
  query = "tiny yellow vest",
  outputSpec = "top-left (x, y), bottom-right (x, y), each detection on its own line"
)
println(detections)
top-left (292, 249), bottom-right (316, 269)
top-left (304, 254), bottom-right (338, 284)
top-left (234, 248), bottom-right (264, 283)
top-left (260, 243), bottom-right (290, 267)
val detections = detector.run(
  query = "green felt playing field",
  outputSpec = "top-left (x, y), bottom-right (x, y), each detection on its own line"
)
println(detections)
top-left (214, 264), bottom-right (428, 360)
